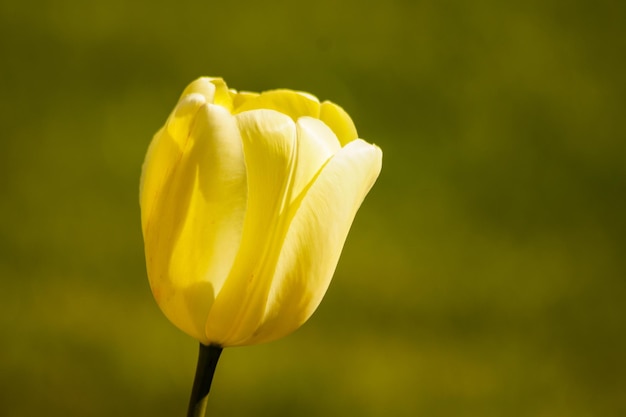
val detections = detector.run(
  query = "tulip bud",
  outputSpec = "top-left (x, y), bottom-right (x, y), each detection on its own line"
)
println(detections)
top-left (140, 77), bottom-right (382, 347)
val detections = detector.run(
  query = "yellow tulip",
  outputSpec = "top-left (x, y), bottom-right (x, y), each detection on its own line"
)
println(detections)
top-left (140, 77), bottom-right (382, 347)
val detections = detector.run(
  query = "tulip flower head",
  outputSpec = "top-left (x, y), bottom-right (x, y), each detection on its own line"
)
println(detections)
top-left (141, 77), bottom-right (382, 348)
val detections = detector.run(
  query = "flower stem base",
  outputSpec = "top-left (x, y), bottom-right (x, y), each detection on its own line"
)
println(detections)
top-left (187, 343), bottom-right (223, 417)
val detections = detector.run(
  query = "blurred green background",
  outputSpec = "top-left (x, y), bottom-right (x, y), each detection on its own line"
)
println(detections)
top-left (2, 0), bottom-right (625, 416)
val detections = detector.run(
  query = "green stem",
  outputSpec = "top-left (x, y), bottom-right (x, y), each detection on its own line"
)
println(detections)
top-left (187, 343), bottom-right (223, 417)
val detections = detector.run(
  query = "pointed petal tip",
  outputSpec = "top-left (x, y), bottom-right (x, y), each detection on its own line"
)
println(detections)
top-left (181, 77), bottom-right (231, 105)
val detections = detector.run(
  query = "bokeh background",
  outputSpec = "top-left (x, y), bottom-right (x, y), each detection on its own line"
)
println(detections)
top-left (2, 0), bottom-right (625, 416)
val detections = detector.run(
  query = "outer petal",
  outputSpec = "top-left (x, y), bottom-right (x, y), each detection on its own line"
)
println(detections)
top-left (205, 109), bottom-right (298, 346)
top-left (140, 93), bottom-right (207, 231)
top-left (144, 103), bottom-right (247, 344)
top-left (320, 101), bottom-right (358, 146)
top-left (247, 139), bottom-right (382, 345)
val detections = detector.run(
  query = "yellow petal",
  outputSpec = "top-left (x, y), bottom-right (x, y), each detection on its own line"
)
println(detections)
top-left (231, 90), bottom-right (260, 110)
top-left (205, 109), bottom-right (298, 346)
top-left (248, 139), bottom-right (382, 345)
top-left (140, 93), bottom-right (207, 231)
top-left (233, 89), bottom-right (321, 121)
top-left (320, 101), bottom-right (358, 146)
top-left (210, 79), bottom-right (234, 110)
top-left (180, 77), bottom-right (217, 102)
top-left (144, 103), bottom-right (247, 344)
top-left (289, 116), bottom-right (341, 204)
top-left (181, 77), bottom-right (233, 110)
